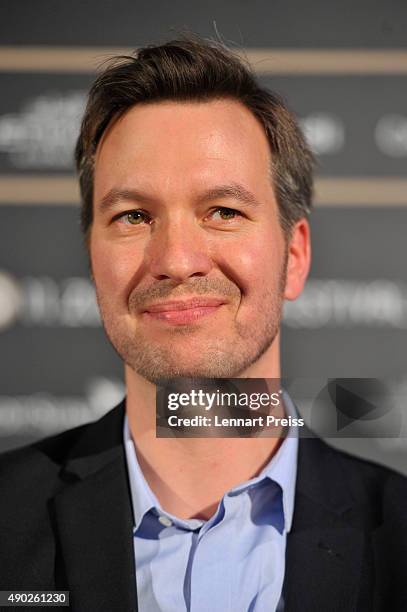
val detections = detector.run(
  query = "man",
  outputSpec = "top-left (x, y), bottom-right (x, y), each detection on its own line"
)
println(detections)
top-left (0, 35), bottom-right (406, 612)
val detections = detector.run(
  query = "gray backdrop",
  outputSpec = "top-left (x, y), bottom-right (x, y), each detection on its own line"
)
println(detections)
top-left (0, 0), bottom-right (406, 474)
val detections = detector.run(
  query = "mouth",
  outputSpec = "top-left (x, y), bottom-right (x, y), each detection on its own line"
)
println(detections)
top-left (142, 297), bottom-right (226, 325)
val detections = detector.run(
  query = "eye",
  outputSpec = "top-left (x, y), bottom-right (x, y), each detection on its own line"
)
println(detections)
top-left (116, 210), bottom-right (152, 226)
top-left (209, 207), bottom-right (242, 221)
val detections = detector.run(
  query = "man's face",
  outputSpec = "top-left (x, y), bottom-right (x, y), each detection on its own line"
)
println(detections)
top-left (91, 99), bottom-right (304, 382)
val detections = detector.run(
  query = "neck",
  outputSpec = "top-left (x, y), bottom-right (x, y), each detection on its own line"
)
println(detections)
top-left (126, 337), bottom-right (284, 520)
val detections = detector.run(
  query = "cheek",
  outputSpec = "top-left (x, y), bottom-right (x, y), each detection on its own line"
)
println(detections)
top-left (90, 239), bottom-right (144, 300)
top-left (225, 234), bottom-right (283, 296)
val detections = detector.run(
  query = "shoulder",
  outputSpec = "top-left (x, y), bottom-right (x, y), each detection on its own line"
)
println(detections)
top-left (302, 434), bottom-right (407, 517)
top-left (327, 438), bottom-right (406, 489)
top-left (0, 402), bottom-right (125, 512)
top-left (0, 421), bottom-right (94, 507)
top-left (0, 402), bottom-right (126, 588)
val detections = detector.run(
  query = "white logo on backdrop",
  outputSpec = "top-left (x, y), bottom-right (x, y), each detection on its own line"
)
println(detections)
top-left (22, 276), bottom-right (101, 326)
top-left (0, 271), bottom-right (101, 331)
top-left (283, 279), bottom-right (407, 328)
top-left (0, 270), bottom-right (23, 331)
top-left (375, 114), bottom-right (407, 157)
top-left (300, 113), bottom-right (345, 155)
top-left (0, 91), bottom-right (86, 169)
top-left (0, 377), bottom-right (125, 436)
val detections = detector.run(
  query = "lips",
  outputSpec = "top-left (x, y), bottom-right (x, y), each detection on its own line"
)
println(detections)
top-left (143, 297), bottom-right (226, 325)
top-left (144, 297), bottom-right (225, 312)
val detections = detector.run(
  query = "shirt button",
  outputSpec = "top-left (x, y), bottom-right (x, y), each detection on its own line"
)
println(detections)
top-left (158, 515), bottom-right (173, 527)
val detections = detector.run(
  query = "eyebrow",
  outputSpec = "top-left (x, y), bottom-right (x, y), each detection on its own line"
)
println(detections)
top-left (97, 182), bottom-right (262, 214)
top-left (98, 188), bottom-right (157, 214)
top-left (197, 183), bottom-right (261, 209)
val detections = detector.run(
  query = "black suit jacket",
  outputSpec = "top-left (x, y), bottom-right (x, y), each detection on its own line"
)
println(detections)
top-left (0, 401), bottom-right (406, 612)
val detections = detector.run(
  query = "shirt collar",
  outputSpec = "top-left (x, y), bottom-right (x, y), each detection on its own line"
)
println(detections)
top-left (124, 416), bottom-right (159, 531)
top-left (123, 390), bottom-right (299, 533)
top-left (259, 390), bottom-right (299, 532)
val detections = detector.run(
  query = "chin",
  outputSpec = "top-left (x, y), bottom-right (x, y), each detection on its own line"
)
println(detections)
top-left (132, 360), bottom-right (241, 385)
top-left (110, 314), bottom-right (280, 384)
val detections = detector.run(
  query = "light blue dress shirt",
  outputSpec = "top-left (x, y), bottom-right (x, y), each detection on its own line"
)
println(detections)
top-left (123, 395), bottom-right (299, 612)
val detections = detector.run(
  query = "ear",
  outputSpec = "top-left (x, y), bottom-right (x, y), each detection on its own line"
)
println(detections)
top-left (284, 218), bottom-right (311, 301)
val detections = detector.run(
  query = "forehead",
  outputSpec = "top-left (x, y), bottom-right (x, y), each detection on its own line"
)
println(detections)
top-left (94, 99), bottom-right (273, 196)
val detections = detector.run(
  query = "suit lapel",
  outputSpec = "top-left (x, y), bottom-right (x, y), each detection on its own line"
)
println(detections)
top-left (52, 403), bottom-right (138, 612)
top-left (283, 433), bottom-right (370, 612)
top-left (284, 501), bottom-right (369, 612)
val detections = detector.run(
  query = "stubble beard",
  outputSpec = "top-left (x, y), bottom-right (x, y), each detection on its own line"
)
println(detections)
top-left (97, 260), bottom-right (288, 385)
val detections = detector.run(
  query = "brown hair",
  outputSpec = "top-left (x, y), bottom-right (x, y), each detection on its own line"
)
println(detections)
top-left (75, 34), bottom-right (314, 238)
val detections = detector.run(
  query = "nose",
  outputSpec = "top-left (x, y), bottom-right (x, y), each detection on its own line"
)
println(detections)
top-left (145, 216), bottom-right (214, 282)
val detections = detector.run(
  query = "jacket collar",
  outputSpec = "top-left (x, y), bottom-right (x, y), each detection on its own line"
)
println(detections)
top-left (52, 400), bottom-right (138, 612)
top-left (283, 430), bottom-right (369, 611)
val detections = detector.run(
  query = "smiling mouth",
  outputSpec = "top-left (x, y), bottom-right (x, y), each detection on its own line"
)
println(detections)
top-left (143, 298), bottom-right (226, 325)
